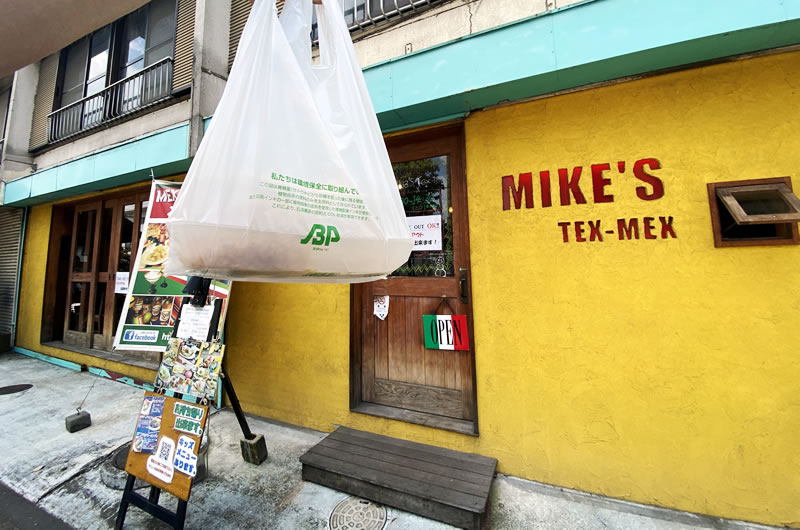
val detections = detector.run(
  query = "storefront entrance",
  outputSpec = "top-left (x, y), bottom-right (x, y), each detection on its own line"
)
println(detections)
top-left (352, 124), bottom-right (477, 433)
top-left (44, 188), bottom-right (150, 352)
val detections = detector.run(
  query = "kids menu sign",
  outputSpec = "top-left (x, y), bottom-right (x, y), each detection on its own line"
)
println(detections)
top-left (112, 180), bottom-right (231, 351)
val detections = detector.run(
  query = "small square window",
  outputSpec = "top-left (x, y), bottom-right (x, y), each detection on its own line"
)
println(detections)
top-left (708, 177), bottom-right (800, 247)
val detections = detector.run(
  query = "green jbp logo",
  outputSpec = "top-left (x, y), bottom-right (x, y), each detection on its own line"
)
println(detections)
top-left (301, 224), bottom-right (340, 246)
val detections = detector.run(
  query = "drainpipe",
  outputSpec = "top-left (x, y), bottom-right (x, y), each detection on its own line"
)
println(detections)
top-left (11, 206), bottom-right (27, 349)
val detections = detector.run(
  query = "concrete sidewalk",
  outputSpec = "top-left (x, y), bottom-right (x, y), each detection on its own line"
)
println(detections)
top-left (0, 352), bottom-right (779, 530)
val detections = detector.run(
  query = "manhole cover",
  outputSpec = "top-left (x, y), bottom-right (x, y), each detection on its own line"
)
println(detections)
top-left (329, 497), bottom-right (387, 530)
top-left (112, 442), bottom-right (132, 470)
top-left (0, 384), bottom-right (33, 395)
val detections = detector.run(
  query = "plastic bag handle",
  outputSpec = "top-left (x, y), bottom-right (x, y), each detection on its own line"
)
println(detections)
top-left (315, 0), bottom-right (358, 68)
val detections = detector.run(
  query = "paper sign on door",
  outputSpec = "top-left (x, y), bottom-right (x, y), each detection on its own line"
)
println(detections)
top-left (373, 296), bottom-right (389, 320)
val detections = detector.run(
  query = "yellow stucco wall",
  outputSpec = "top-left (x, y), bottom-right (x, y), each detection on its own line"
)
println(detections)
top-left (225, 51), bottom-right (800, 526)
top-left (463, 50), bottom-right (800, 524)
top-left (13, 52), bottom-right (800, 525)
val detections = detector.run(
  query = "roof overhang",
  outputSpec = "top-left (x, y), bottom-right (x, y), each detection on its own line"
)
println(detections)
top-left (0, 0), bottom-right (149, 77)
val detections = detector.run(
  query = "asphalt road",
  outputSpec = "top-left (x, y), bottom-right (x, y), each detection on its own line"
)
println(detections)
top-left (0, 482), bottom-right (72, 530)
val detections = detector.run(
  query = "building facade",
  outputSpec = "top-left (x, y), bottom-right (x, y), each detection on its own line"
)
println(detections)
top-left (3, 0), bottom-right (800, 526)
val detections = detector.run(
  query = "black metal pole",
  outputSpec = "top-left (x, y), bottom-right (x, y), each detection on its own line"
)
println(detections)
top-left (114, 474), bottom-right (136, 529)
top-left (221, 367), bottom-right (254, 440)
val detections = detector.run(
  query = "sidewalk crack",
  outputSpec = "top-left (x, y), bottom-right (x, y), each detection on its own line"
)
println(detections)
top-left (35, 442), bottom-right (128, 505)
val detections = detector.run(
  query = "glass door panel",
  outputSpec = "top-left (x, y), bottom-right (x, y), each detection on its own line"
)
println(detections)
top-left (392, 155), bottom-right (453, 278)
top-left (67, 282), bottom-right (90, 332)
top-left (72, 209), bottom-right (96, 273)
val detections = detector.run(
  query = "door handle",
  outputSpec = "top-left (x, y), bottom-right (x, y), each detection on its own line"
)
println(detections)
top-left (459, 270), bottom-right (469, 304)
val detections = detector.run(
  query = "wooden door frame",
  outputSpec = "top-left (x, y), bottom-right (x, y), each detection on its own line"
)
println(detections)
top-left (45, 185), bottom-right (151, 351)
top-left (98, 192), bottom-right (150, 349)
top-left (349, 122), bottom-right (479, 436)
top-left (63, 200), bottom-right (102, 348)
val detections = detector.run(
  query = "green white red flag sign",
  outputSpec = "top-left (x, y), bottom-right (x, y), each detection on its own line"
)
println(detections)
top-left (423, 315), bottom-right (469, 350)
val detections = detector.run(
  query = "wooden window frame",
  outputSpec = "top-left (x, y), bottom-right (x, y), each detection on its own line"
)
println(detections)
top-left (716, 182), bottom-right (800, 225)
top-left (707, 177), bottom-right (800, 248)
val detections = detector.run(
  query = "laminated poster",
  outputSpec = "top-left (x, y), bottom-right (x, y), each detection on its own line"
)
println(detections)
top-left (132, 396), bottom-right (165, 453)
top-left (154, 338), bottom-right (224, 401)
top-left (112, 180), bottom-right (231, 351)
top-left (373, 295), bottom-right (389, 320)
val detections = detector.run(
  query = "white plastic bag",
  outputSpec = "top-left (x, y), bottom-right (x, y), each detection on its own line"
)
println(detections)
top-left (164, 0), bottom-right (412, 283)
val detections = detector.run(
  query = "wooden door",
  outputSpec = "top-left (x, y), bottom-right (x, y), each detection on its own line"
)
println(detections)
top-left (63, 201), bottom-right (102, 349)
top-left (61, 191), bottom-right (150, 351)
top-left (355, 124), bottom-right (476, 427)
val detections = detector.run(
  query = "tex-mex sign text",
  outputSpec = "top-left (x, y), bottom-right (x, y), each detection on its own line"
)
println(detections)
top-left (501, 158), bottom-right (676, 242)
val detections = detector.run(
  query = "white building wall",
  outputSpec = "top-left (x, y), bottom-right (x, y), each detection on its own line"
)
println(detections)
top-left (334, 0), bottom-right (590, 67)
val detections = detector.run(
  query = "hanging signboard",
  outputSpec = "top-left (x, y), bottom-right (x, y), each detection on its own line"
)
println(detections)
top-left (112, 180), bottom-right (231, 351)
top-left (423, 314), bottom-right (470, 350)
top-left (126, 391), bottom-right (208, 501)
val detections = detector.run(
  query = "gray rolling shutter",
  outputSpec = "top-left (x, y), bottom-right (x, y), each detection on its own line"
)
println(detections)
top-left (172, 0), bottom-right (196, 91)
top-left (0, 207), bottom-right (24, 352)
top-left (29, 53), bottom-right (59, 149)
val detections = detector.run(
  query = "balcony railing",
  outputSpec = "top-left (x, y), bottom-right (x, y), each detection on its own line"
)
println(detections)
top-left (313, 0), bottom-right (447, 40)
top-left (48, 57), bottom-right (173, 144)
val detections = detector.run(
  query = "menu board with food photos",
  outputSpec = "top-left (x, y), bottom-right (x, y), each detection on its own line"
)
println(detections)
top-left (112, 180), bottom-right (231, 352)
top-left (155, 338), bottom-right (224, 401)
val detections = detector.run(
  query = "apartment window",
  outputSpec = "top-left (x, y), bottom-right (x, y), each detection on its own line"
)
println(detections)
top-left (707, 177), bottom-right (800, 247)
top-left (119, 8), bottom-right (148, 79)
top-left (311, 0), bottom-right (443, 40)
top-left (50, 0), bottom-right (176, 142)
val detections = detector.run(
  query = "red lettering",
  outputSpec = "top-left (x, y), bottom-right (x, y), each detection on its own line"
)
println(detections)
top-left (643, 217), bottom-right (657, 239)
top-left (659, 216), bottom-right (677, 238)
top-left (575, 221), bottom-right (586, 242)
top-left (588, 220), bottom-right (603, 241)
top-left (591, 163), bottom-right (614, 203)
top-left (617, 218), bottom-right (639, 240)
top-left (501, 174), bottom-right (534, 210)
top-left (539, 171), bottom-right (552, 207)
top-left (558, 222), bottom-right (571, 242)
top-left (558, 167), bottom-right (587, 206)
top-left (634, 158), bottom-right (664, 200)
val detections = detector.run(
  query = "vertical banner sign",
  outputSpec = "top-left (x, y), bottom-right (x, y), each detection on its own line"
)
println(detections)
top-left (423, 315), bottom-right (469, 351)
top-left (113, 180), bottom-right (231, 351)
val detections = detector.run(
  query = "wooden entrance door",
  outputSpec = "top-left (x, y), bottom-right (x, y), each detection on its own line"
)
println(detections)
top-left (62, 190), bottom-right (149, 351)
top-left (354, 124), bottom-right (477, 431)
